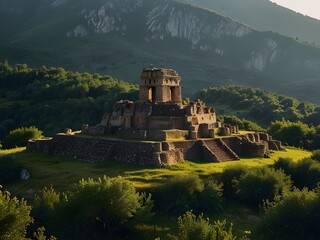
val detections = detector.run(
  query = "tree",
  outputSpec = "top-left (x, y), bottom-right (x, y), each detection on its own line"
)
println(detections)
top-left (256, 188), bottom-right (320, 240)
top-left (2, 126), bottom-right (43, 149)
top-left (0, 187), bottom-right (33, 240)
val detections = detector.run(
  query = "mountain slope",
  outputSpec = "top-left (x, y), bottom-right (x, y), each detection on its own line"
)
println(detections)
top-left (1, 0), bottom-right (320, 103)
top-left (187, 0), bottom-right (320, 45)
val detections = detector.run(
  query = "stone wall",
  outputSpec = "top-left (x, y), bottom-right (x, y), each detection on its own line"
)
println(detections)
top-left (27, 132), bottom-right (283, 166)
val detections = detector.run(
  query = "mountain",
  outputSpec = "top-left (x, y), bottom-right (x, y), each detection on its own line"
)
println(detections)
top-left (1, 0), bottom-right (320, 104)
top-left (187, 0), bottom-right (320, 45)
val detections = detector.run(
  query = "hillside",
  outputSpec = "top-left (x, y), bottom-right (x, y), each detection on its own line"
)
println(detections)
top-left (195, 85), bottom-right (320, 127)
top-left (0, 62), bottom-right (138, 138)
top-left (1, 0), bottom-right (320, 103)
top-left (1, 63), bottom-right (320, 142)
top-left (187, 0), bottom-right (320, 45)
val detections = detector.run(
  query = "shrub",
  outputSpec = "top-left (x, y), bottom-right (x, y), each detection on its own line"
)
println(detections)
top-left (255, 188), bottom-right (320, 240)
top-left (168, 211), bottom-right (241, 240)
top-left (2, 126), bottom-right (43, 149)
top-left (0, 187), bottom-right (33, 240)
top-left (274, 157), bottom-right (320, 189)
top-left (0, 156), bottom-right (23, 185)
top-left (311, 149), bottom-right (320, 161)
top-left (45, 176), bottom-right (153, 239)
top-left (32, 187), bottom-right (61, 229)
top-left (152, 174), bottom-right (204, 215)
top-left (197, 181), bottom-right (223, 213)
top-left (235, 167), bottom-right (291, 205)
top-left (219, 165), bottom-right (248, 198)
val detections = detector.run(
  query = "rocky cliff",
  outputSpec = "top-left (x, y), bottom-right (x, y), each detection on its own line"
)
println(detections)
top-left (1, 0), bottom-right (320, 103)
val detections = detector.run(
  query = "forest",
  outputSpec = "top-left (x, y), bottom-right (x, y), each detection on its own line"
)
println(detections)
top-left (1, 62), bottom-right (320, 239)
top-left (1, 62), bottom-right (320, 150)
top-left (0, 61), bottom-right (138, 138)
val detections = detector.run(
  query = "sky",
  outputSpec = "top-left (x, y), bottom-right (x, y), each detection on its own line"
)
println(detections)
top-left (271, 0), bottom-right (320, 20)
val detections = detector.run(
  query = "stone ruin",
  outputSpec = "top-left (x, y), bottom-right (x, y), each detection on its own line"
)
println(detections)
top-left (27, 67), bottom-right (284, 166)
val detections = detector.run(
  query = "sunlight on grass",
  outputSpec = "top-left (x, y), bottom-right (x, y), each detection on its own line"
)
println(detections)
top-left (1, 147), bottom-right (312, 198)
top-left (0, 147), bottom-right (26, 156)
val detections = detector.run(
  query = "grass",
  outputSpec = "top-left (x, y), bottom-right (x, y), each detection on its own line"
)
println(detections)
top-left (0, 146), bottom-right (312, 239)
top-left (0, 147), bottom-right (311, 199)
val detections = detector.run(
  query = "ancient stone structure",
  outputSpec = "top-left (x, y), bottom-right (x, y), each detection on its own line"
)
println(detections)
top-left (27, 67), bottom-right (284, 166)
top-left (83, 68), bottom-right (219, 140)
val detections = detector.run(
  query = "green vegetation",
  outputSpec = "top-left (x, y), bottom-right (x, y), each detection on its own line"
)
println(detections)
top-left (256, 187), bottom-right (320, 240)
top-left (235, 167), bottom-right (291, 206)
top-left (2, 0), bottom-right (320, 104)
top-left (218, 115), bottom-right (264, 132)
top-left (0, 62), bottom-right (138, 139)
top-left (268, 119), bottom-right (320, 150)
top-left (0, 147), bottom-right (318, 239)
top-left (197, 85), bottom-right (320, 150)
top-left (1, 126), bottom-right (43, 149)
top-left (168, 211), bottom-right (241, 240)
top-left (196, 85), bottom-right (320, 127)
top-left (274, 157), bottom-right (320, 190)
top-left (0, 187), bottom-right (33, 240)
top-left (33, 177), bottom-right (153, 239)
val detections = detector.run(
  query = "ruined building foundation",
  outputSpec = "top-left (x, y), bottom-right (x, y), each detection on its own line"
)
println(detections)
top-left (27, 68), bottom-right (284, 165)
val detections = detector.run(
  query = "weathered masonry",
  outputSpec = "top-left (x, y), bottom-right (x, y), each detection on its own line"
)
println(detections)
top-left (27, 68), bottom-right (284, 165)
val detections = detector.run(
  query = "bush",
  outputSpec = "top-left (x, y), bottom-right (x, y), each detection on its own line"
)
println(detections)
top-left (0, 187), bottom-right (33, 240)
top-left (0, 156), bottom-right (23, 185)
top-left (219, 165), bottom-right (248, 198)
top-left (274, 157), bottom-right (320, 189)
top-left (168, 211), bottom-right (243, 240)
top-left (235, 167), bottom-right (291, 205)
top-left (37, 176), bottom-right (153, 239)
top-left (311, 149), bottom-right (320, 161)
top-left (197, 181), bottom-right (223, 213)
top-left (152, 174), bottom-right (204, 215)
top-left (255, 188), bottom-right (320, 240)
top-left (2, 126), bottom-right (43, 149)
top-left (152, 174), bottom-right (224, 215)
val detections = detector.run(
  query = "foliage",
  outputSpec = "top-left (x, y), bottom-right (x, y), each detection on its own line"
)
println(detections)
top-left (33, 176), bottom-right (153, 239)
top-left (196, 85), bottom-right (319, 127)
top-left (1, 126), bottom-right (43, 149)
top-left (235, 167), bottom-right (292, 205)
top-left (0, 187), bottom-right (33, 240)
top-left (32, 227), bottom-right (57, 240)
top-left (273, 157), bottom-right (320, 189)
top-left (219, 165), bottom-right (248, 198)
top-left (218, 115), bottom-right (264, 131)
top-left (197, 181), bottom-right (223, 213)
top-left (267, 119), bottom-right (319, 150)
top-left (0, 63), bottom-right (138, 138)
top-left (255, 188), bottom-right (320, 240)
top-left (152, 174), bottom-right (204, 215)
top-left (168, 211), bottom-right (239, 240)
top-left (311, 149), bottom-right (320, 161)
top-left (0, 156), bottom-right (23, 185)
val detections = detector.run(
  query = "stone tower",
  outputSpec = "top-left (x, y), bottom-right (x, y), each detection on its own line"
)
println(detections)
top-left (139, 68), bottom-right (182, 103)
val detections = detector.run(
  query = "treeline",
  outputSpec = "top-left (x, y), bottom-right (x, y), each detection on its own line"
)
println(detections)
top-left (195, 85), bottom-right (320, 127)
top-left (0, 62), bottom-right (138, 138)
top-left (2, 152), bottom-right (320, 239)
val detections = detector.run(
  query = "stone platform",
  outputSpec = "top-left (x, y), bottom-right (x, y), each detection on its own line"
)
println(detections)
top-left (27, 132), bottom-right (283, 166)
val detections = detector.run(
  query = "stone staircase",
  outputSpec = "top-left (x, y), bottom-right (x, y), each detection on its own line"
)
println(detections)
top-left (203, 139), bottom-right (239, 162)
top-left (81, 141), bottom-right (113, 163)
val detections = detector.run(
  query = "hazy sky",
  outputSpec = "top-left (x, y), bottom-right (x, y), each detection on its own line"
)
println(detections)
top-left (271, 0), bottom-right (320, 20)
